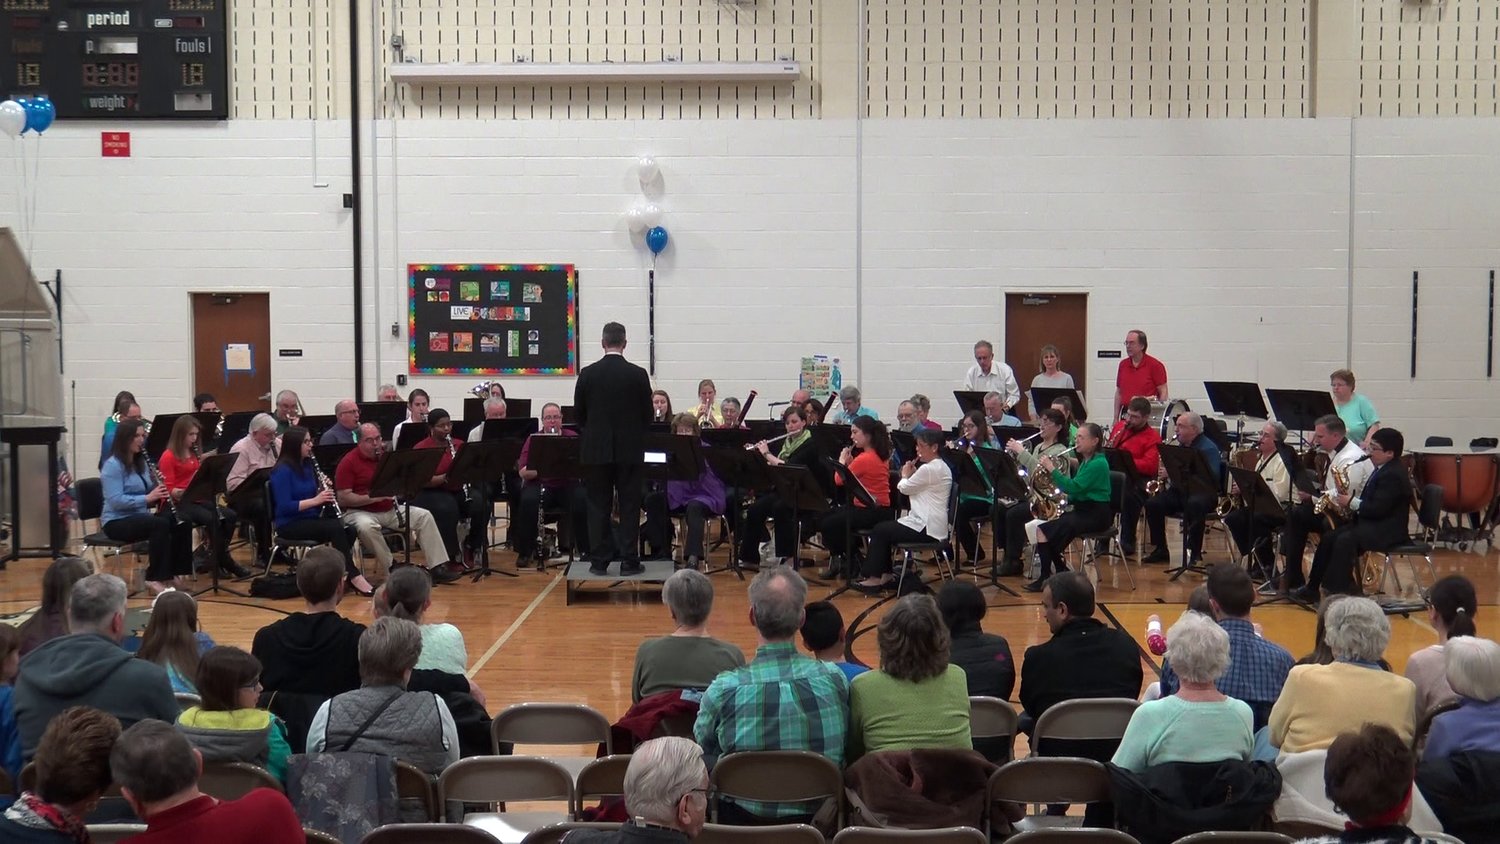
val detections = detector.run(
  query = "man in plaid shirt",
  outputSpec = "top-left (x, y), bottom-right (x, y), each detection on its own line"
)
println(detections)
top-left (1160, 563), bottom-right (1294, 730)
top-left (694, 567), bottom-right (849, 823)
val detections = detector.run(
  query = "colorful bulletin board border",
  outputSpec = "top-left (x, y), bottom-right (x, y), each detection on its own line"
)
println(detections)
top-left (408, 263), bottom-right (578, 376)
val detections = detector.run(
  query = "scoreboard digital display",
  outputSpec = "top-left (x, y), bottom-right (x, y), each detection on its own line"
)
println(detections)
top-left (0, 0), bottom-right (227, 119)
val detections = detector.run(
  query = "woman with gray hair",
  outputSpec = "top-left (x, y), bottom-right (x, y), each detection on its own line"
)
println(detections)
top-left (1111, 611), bottom-right (1253, 771)
top-left (1422, 636), bottom-right (1500, 761)
top-left (563, 736), bottom-right (708, 843)
top-left (1269, 596), bottom-right (1417, 754)
top-left (631, 569), bottom-right (745, 702)
top-left (306, 616), bottom-right (459, 774)
top-left (847, 594), bottom-right (971, 760)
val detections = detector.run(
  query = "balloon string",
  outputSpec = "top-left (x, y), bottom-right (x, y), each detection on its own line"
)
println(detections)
top-left (27, 134), bottom-right (40, 266)
top-left (15, 136), bottom-right (28, 269)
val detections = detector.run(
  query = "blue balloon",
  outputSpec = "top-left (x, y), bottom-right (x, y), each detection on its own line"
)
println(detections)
top-left (646, 226), bottom-right (669, 256)
top-left (28, 98), bottom-right (54, 133)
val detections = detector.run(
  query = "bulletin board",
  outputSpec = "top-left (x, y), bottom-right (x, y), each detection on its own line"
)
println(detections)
top-left (408, 263), bottom-right (578, 375)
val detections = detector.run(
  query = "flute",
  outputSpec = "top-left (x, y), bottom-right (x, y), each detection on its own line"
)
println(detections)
top-left (745, 432), bottom-right (793, 450)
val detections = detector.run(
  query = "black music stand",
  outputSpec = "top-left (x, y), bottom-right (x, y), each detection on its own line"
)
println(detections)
top-left (1159, 444), bottom-right (1219, 581)
top-left (219, 412), bottom-right (258, 452)
top-left (1265, 389), bottom-right (1337, 442)
top-left (446, 439), bottom-right (520, 580)
top-left (820, 456), bottom-right (878, 599)
top-left (701, 428), bottom-right (756, 450)
top-left (953, 390), bottom-right (988, 416)
top-left (890, 430), bottom-right (918, 465)
top-left (560, 405), bottom-right (579, 424)
top-left (224, 467), bottom-right (271, 564)
top-left (702, 446), bottom-right (774, 579)
top-left (1205, 381), bottom-right (1270, 448)
top-left (943, 448), bottom-right (1021, 597)
top-left (1227, 466), bottom-right (1287, 580)
top-left (744, 419), bottom-right (784, 444)
top-left (147, 412), bottom-right (220, 459)
top-left (994, 425), bottom-right (1041, 450)
top-left (395, 423), bottom-right (431, 451)
top-left (182, 453), bottom-right (250, 598)
top-left (357, 402), bottom-right (409, 440)
top-left (525, 435), bottom-right (585, 570)
top-left (809, 423), bottom-right (853, 457)
top-left (368, 448), bottom-right (445, 570)
top-left (480, 418), bottom-right (541, 441)
top-left (767, 464), bottom-right (830, 581)
top-left (295, 414), bottom-right (336, 442)
top-left (1031, 387), bottom-right (1087, 422)
top-left (313, 443), bottom-right (356, 473)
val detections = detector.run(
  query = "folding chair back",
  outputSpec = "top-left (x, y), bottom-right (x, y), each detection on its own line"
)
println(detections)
top-left (491, 702), bottom-right (612, 756)
top-left (84, 825), bottom-right (149, 844)
top-left (199, 761), bottom-right (282, 800)
top-left (696, 823), bottom-right (827, 843)
top-left (709, 750), bottom-right (844, 827)
top-left (438, 756), bottom-right (576, 805)
top-left (987, 757), bottom-right (1113, 808)
top-left (834, 826), bottom-right (986, 843)
top-left (574, 754), bottom-right (631, 817)
top-left (394, 758), bottom-right (439, 822)
top-left (1030, 698), bottom-right (1138, 748)
top-left (520, 823), bottom-right (618, 844)
top-left (1005, 831), bottom-right (1141, 843)
top-left (968, 696), bottom-right (1018, 763)
top-left (360, 824), bottom-right (502, 844)
top-left (1172, 833), bottom-right (1294, 844)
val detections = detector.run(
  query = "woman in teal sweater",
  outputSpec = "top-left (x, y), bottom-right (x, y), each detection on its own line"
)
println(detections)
top-left (1026, 422), bottom-right (1112, 592)
top-left (848, 594), bottom-right (972, 761)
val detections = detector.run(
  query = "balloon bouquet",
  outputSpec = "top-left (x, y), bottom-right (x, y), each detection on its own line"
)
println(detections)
top-left (0, 96), bottom-right (55, 137)
top-left (3, 95), bottom-right (57, 256)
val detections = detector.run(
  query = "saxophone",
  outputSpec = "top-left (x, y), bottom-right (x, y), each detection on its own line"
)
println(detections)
top-left (1314, 463), bottom-right (1352, 529)
top-left (1145, 436), bottom-right (1179, 495)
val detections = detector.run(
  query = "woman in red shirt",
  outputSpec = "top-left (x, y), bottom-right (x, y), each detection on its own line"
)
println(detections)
top-left (817, 416), bottom-right (893, 579)
top-left (157, 416), bottom-right (249, 579)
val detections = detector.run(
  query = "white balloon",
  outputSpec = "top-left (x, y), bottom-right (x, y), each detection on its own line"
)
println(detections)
top-left (625, 204), bottom-right (650, 234)
top-left (640, 203), bottom-right (663, 229)
top-left (0, 101), bottom-right (25, 138)
top-left (638, 156), bottom-right (660, 184)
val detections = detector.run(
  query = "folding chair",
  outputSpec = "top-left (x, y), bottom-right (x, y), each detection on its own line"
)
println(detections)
top-left (395, 758), bottom-right (440, 822)
top-left (361, 824), bottom-right (502, 844)
top-left (833, 826), bottom-right (985, 843)
top-left (709, 750), bottom-right (844, 828)
top-left (305, 830), bottom-right (343, 844)
top-left (1005, 831), bottom-right (1140, 843)
top-left (490, 702), bottom-right (613, 782)
top-left (697, 823), bottom-right (826, 843)
top-left (520, 823), bottom-right (616, 844)
top-left (969, 695), bottom-right (1020, 763)
top-left (573, 754), bottom-right (630, 819)
top-left (1172, 834), bottom-right (1293, 844)
top-left (1367, 482), bottom-right (1442, 610)
top-left (199, 761), bottom-right (282, 800)
top-left (76, 477), bottom-right (149, 584)
top-left (262, 483), bottom-right (324, 576)
top-left (1072, 471), bottom-right (1135, 590)
top-left (1413, 698), bottom-right (1461, 755)
top-left (986, 758), bottom-right (1114, 836)
top-left (1030, 698), bottom-right (1138, 757)
top-left (892, 480), bottom-right (961, 589)
top-left (439, 756), bottom-right (576, 844)
top-left (84, 826), bottom-right (149, 844)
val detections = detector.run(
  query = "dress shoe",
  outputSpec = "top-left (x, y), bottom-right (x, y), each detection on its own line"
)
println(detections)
top-left (684, 556), bottom-right (702, 571)
top-left (852, 580), bottom-right (889, 596)
top-left (588, 563), bottom-right (610, 576)
top-left (1022, 578), bottom-right (1046, 593)
top-left (1119, 543), bottom-right (1136, 557)
top-left (345, 575), bottom-right (374, 597)
top-left (996, 558), bottom-right (1024, 577)
top-left (1141, 547), bottom-right (1171, 564)
top-left (819, 556), bottom-right (845, 580)
top-left (462, 546), bottom-right (479, 570)
top-left (220, 560), bottom-right (252, 580)
top-left (620, 561), bottom-right (645, 576)
top-left (1289, 585), bottom-right (1319, 604)
top-left (429, 565), bottom-right (463, 585)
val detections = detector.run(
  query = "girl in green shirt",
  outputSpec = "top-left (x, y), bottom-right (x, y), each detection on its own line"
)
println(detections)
top-left (1026, 422), bottom-right (1113, 592)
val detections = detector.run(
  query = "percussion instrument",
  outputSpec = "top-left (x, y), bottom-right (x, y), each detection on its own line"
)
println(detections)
top-left (1412, 447), bottom-right (1500, 550)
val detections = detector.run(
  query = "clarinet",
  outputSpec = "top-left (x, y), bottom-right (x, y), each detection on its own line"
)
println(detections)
top-left (309, 453), bottom-right (342, 517)
top-left (448, 437), bottom-right (473, 504)
top-left (142, 447), bottom-right (178, 522)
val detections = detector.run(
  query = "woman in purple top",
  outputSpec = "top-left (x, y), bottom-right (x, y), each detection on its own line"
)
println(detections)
top-left (643, 413), bottom-right (727, 570)
top-left (1423, 636), bottom-right (1500, 762)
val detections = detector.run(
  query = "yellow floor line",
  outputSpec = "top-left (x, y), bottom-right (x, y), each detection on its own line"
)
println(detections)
top-left (467, 575), bottom-right (562, 678)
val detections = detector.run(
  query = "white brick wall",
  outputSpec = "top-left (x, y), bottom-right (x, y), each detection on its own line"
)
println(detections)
top-left (5, 117), bottom-right (1498, 472)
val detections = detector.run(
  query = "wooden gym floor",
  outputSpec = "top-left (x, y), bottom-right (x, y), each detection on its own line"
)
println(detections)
top-left (1, 520), bottom-right (1494, 735)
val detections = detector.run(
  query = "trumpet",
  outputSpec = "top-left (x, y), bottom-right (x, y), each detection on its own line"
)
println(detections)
top-left (697, 400), bottom-right (715, 429)
top-left (310, 452), bottom-right (342, 518)
top-left (746, 432), bottom-right (792, 451)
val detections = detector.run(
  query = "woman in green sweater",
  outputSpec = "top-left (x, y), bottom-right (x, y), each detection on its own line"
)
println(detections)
top-left (1025, 422), bottom-right (1112, 593)
top-left (848, 595), bottom-right (972, 761)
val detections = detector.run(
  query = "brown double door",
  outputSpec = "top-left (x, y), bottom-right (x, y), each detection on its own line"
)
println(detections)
top-left (190, 293), bottom-right (272, 413)
top-left (1003, 292), bottom-right (1088, 420)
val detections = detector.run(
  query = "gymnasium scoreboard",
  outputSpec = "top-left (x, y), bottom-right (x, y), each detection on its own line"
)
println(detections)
top-left (1, 0), bottom-right (228, 119)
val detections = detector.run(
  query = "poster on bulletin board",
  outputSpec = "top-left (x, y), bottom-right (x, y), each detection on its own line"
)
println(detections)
top-left (408, 263), bottom-right (578, 375)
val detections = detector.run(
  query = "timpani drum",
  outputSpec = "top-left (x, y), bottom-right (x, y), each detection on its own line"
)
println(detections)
top-left (1412, 447), bottom-right (1500, 548)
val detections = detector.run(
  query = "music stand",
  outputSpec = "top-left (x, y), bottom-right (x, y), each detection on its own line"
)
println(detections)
top-left (219, 412), bottom-right (258, 452)
top-left (225, 468), bottom-right (271, 515)
top-left (994, 425), bottom-right (1041, 450)
top-left (890, 430), bottom-right (918, 465)
top-left (313, 443), bottom-right (356, 472)
top-left (395, 423), bottom-right (431, 451)
top-left (701, 428), bottom-right (756, 450)
top-left (1158, 444), bottom-right (1219, 581)
top-left (560, 405), bottom-right (579, 424)
top-left (182, 453), bottom-right (250, 598)
top-left (1227, 466), bottom-right (1286, 579)
top-left (368, 448), bottom-right (445, 570)
top-left (642, 433), bottom-right (703, 482)
top-left (481, 419), bottom-right (541, 442)
top-left (147, 412), bottom-right (220, 459)
top-left (820, 456), bottom-right (878, 599)
top-left (1205, 381), bottom-right (1270, 449)
top-left (1031, 387), bottom-right (1087, 422)
top-left (767, 464), bottom-right (830, 580)
top-left (1265, 389), bottom-right (1337, 441)
top-left (953, 390), bottom-right (988, 416)
top-left (357, 402), bottom-right (409, 440)
top-left (943, 448), bottom-right (1021, 597)
top-left (296, 415), bottom-right (337, 442)
top-left (526, 435), bottom-right (585, 570)
top-left (743, 419), bottom-right (784, 444)
top-left (702, 446), bottom-right (775, 579)
top-left (445, 439), bottom-right (520, 580)
top-left (809, 423), bottom-right (853, 457)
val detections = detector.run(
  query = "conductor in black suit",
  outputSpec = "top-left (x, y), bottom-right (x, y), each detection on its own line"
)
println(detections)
top-left (574, 321), bottom-right (654, 576)
top-left (1297, 427), bottom-right (1413, 599)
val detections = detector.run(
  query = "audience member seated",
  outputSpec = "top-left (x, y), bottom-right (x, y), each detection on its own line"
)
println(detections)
top-left (1269, 597), bottom-right (1417, 755)
top-left (0, 706), bottom-right (121, 843)
top-left (1019, 570), bottom-right (1143, 740)
top-left (848, 594), bottom-right (971, 762)
top-left (1422, 636), bottom-right (1500, 762)
top-left (250, 547), bottom-right (480, 752)
top-left (1297, 594), bottom-right (1392, 671)
top-left (1112, 611), bottom-right (1253, 772)
top-left (0, 624), bottom-right (18, 785)
top-left (177, 646), bottom-right (292, 783)
top-left (137, 590), bottom-right (214, 695)
top-left (695, 567), bottom-right (848, 824)
top-left (1405, 574), bottom-right (1477, 717)
top-left (15, 557), bottom-right (91, 659)
top-left (562, 736), bottom-right (708, 843)
top-left (938, 580), bottom-right (1015, 701)
top-left (14, 573), bottom-right (178, 762)
top-left (306, 617), bottom-right (459, 775)
top-left (799, 600), bottom-right (868, 682)
top-left (1302, 724), bottom-right (1445, 844)
top-left (1159, 564), bottom-right (1293, 730)
top-left (632, 569), bottom-right (745, 703)
top-left (111, 719), bottom-right (304, 844)
top-left (383, 566), bottom-right (467, 674)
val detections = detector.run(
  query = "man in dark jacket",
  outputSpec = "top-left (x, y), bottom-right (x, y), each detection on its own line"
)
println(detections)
top-left (1019, 570), bottom-right (1143, 732)
top-left (13, 573), bottom-right (178, 762)
top-left (574, 321), bottom-right (653, 576)
top-left (564, 736), bottom-right (707, 843)
top-left (1299, 427), bottom-right (1414, 598)
top-left (251, 547), bottom-right (485, 752)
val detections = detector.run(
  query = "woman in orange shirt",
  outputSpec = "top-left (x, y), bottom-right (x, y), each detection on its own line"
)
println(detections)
top-left (157, 416), bottom-right (248, 579)
top-left (817, 416), bottom-right (893, 579)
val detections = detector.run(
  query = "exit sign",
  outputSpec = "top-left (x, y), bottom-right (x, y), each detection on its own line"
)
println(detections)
top-left (101, 132), bottom-right (131, 157)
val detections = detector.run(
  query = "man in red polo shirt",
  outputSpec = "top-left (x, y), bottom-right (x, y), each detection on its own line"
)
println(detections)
top-left (1104, 396), bottom-right (1163, 556)
top-left (1113, 329), bottom-right (1169, 414)
top-left (111, 719), bottom-right (304, 844)
top-left (335, 422), bottom-right (461, 583)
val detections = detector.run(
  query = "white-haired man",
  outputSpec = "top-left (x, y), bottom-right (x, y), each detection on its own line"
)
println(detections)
top-left (563, 736), bottom-right (709, 842)
top-left (273, 389), bottom-right (301, 435)
top-left (228, 412), bottom-right (281, 564)
top-left (965, 340), bottom-right (1020, 412)
top-left (1143, 411), bottom-right (1223, 567)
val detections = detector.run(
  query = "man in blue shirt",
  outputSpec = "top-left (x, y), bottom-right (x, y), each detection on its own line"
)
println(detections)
top-left (1159, 563), bottom-right (1294, 730)
top-left (1143, 412), bottom-right (1223, 567)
